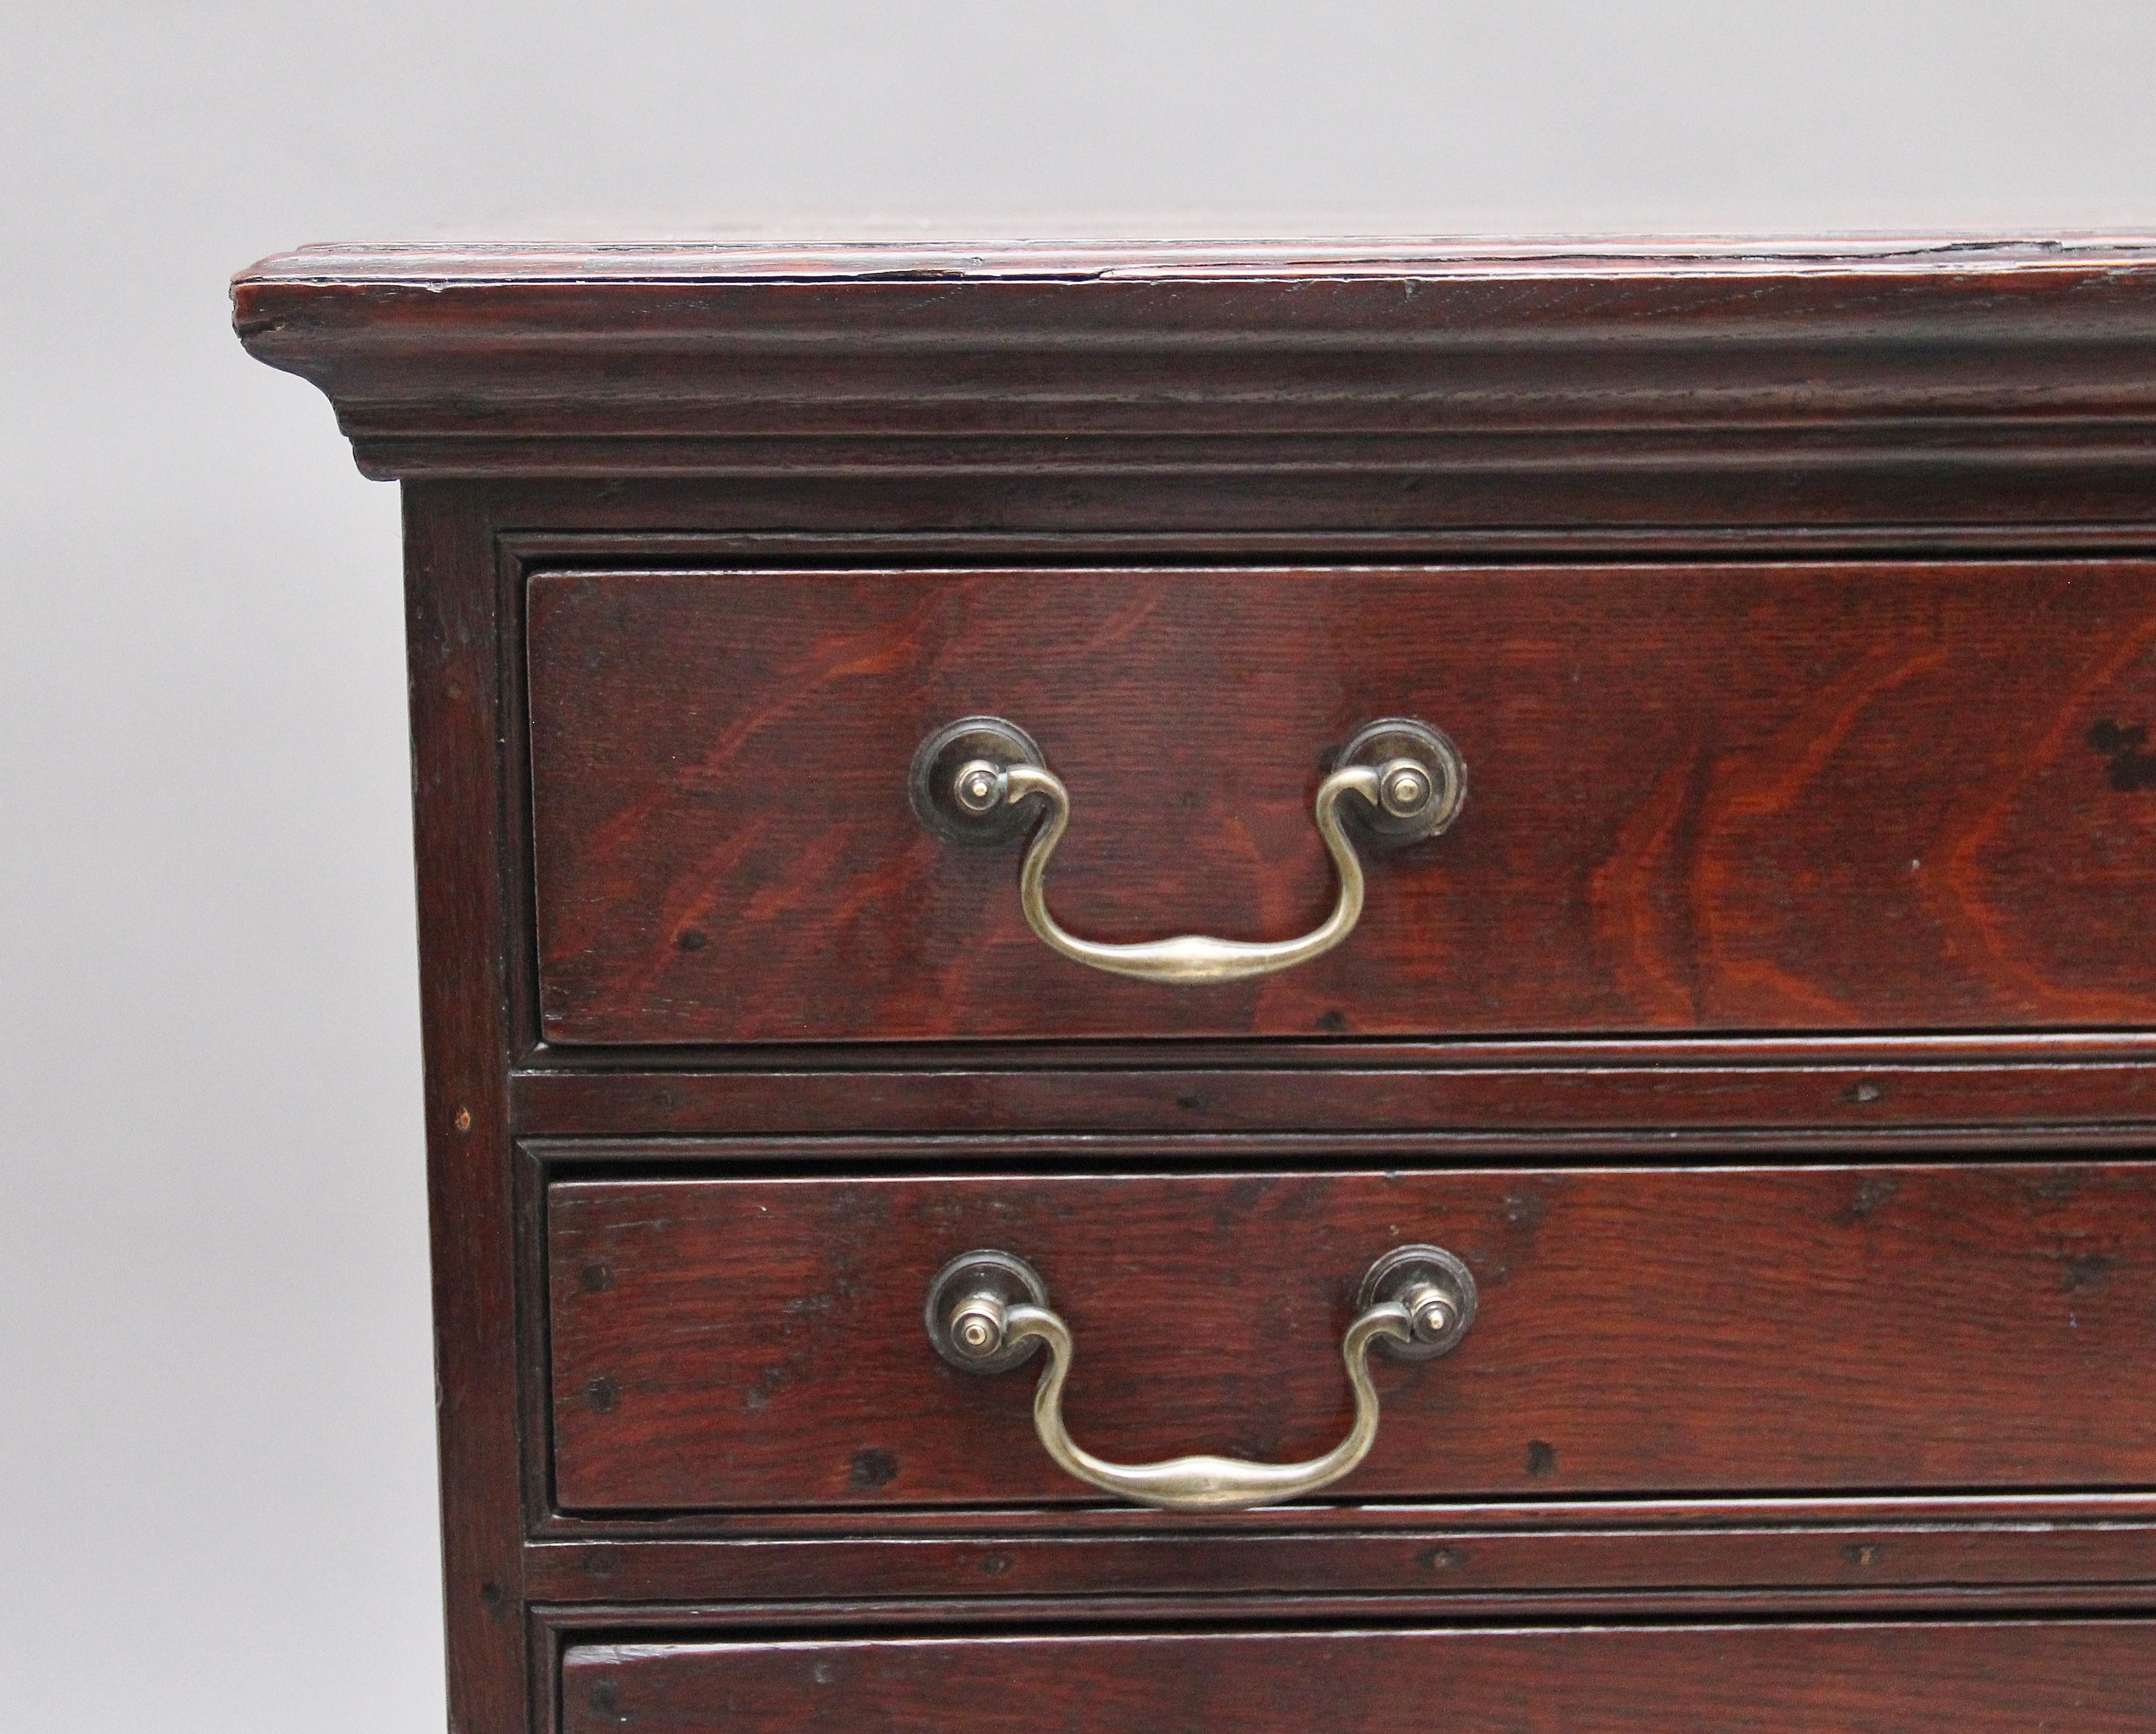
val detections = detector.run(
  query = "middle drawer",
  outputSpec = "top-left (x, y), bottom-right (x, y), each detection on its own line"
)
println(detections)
top-left (546, 1161), bottom-right (2155, 1514)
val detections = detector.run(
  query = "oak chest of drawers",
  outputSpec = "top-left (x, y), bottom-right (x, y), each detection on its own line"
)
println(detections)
top-left (236, 236), bottom-right (2156, 1731)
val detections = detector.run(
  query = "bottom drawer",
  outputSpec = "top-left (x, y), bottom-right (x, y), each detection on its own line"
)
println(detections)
top-left (564, 1622), bottom-right (2155, 1731)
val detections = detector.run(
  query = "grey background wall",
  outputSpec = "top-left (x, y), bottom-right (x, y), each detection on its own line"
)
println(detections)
top-left (4, 4), bottom-right (2153, 1727)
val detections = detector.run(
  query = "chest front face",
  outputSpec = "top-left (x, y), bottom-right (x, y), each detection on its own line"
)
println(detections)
top-left (237, 237), bottom-right (2156, 1734)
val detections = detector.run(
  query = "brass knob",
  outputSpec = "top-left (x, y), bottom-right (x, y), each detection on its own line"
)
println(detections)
top-left (946, 1293), bottom-right (1009, 1358)
top-left (1381, 761), bottom-right (1435, 819)
top-left (952, 760), bottom-right (1005, 815)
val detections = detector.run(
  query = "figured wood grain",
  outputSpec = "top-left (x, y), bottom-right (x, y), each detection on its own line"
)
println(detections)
top-left (560, 1622), bottom-right (2156, 1733)
top-left (547, 1163), bottom-right (2156, 1512)
top-left (527, 561), bottom-right (2156, 1046)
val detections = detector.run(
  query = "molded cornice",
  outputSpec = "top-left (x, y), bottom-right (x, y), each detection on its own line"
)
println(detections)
top-left (233, 236), bottom-right (2156, 527)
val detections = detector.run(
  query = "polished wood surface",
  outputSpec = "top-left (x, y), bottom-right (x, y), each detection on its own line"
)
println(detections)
top-left (547, 1162), bottom-right (2156, 1511)
top-left (561, 1622), bottom-right (2156, 1732)
top-left (527, 561), bottom-right (2156, 1046)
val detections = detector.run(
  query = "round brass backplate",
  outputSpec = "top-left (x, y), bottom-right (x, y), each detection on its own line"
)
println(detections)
top-left (925, 1249), bottom-right (1051, 1373)
top-left (1336, 717), bottom-right (1467, 845)
top-left (908, 715), bottom-right (1047, 845)
top-left (1357, 1243), bottom-right (1479, 1359)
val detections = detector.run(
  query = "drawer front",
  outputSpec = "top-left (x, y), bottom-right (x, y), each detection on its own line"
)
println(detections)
top-left (548, 1163), bottom-right (2156, 1512)
top-left (562, 1622), bottom-right (2156, 1731)
top-left (526, 561), bottom-right (2156, 1046)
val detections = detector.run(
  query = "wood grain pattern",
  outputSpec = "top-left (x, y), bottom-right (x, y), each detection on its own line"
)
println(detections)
top-left (527, 561), bottom-right (2156, 1046)
top-left (560, 1622), bottom-right (2156, 1733)
top-left (547, 1163), bottom-right (2156, 1512)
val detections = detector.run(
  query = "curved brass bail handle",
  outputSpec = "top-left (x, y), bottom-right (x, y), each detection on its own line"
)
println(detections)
top-left (926, 1246), bottom-right (1478, 1512)
top-left (1007, 1297), bottom-right (1405, 1509)
top-left (909, 716), bottom-right (1466, 986)
top-left (1006, 762), bottom-right (1375, 983)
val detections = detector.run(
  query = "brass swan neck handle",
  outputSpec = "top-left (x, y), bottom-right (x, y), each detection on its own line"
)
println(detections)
top-left (910, 716), bottom-right (1465, 985)
top-left (925, 1245), bottom-right (1477, 1512)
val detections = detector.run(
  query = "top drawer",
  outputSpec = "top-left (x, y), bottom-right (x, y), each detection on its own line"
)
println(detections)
top-left (527, 561), bottom-right (2156, 1047)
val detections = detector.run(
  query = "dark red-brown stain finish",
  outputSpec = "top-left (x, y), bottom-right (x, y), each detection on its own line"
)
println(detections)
top-left (527, 562), bottom-right (2156, 1046)
top-left (547, 1163), bottom-right (2156, 1512)
top-left (233, 241), bottom-right (2156, 1734)
top-left (561, 1622), bottom-right (2156, 1733)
